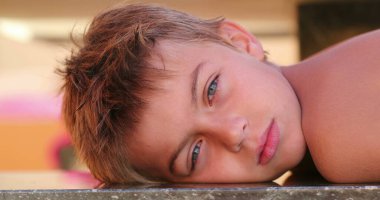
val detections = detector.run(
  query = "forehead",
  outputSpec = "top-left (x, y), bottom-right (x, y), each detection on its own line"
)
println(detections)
top-left (150, 41), bottom-right (199, 70)
top-left (127, 41), bottom-right (200, 176)
top-left (149, 40), bottom-right (231, 71)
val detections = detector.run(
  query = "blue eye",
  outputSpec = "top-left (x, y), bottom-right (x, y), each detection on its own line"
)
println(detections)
top-left (207, 76), bottom-right (218, 105)
top-left (191, 141), bottom-right (202, 171)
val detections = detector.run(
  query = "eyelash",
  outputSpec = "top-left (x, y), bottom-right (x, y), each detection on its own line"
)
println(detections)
top-left (207, 75), bottom-right (219, 106)
top-left (191, 140), bottom-right (202, 171)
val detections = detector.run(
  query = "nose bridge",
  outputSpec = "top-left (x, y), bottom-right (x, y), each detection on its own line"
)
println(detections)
top-left (200, 113), bottom-right (247, 151)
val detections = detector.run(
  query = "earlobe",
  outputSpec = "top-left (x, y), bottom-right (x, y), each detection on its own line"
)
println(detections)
top-left (218, 20), bottom-right (265, 61)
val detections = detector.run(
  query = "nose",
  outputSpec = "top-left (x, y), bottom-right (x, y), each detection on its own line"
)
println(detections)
top-left (199, 115), bottom-right (248, 152)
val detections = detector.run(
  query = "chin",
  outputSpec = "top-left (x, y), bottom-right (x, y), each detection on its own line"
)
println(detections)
top-left (273, 143), bottom-right (306, 179)
top-left (285, 143), bottom-right (307, 170)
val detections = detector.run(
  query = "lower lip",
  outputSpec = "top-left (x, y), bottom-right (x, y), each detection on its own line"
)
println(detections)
top-left (258, 120), bottom-right (280, 165)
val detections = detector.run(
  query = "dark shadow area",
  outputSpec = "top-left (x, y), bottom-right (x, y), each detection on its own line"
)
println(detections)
top-left (298, 0), bottom-right (380, 59)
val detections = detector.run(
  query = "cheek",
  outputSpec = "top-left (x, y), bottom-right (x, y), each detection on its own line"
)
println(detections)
top-left (241, 66), bottom-right (301, 131)
top-left (194, 147), bottom-right (256, 182)
top-left (256, 69), bottom-right (298, 112)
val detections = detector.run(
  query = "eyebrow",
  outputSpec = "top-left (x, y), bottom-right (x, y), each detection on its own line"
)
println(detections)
top-left (191, 61), bottom-right (206, 107)
top-left (169, 133), bottom-right (194, 175)
top-left (168, 61), bottom-right (206, 175)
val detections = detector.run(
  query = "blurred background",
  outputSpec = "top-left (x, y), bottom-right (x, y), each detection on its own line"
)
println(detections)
top-left (0, 0), bottom-right (379, 189)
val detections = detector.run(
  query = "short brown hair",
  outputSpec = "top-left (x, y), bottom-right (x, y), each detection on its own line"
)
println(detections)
top-left (59, 3), bottom-right (229, 184)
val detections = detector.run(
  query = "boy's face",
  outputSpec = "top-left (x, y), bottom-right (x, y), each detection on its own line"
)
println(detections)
top-left (127, 40), bottom-right (305, 183)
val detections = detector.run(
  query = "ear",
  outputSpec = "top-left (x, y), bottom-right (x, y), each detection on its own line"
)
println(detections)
top-left (218, 20), bottom-right (265, 61)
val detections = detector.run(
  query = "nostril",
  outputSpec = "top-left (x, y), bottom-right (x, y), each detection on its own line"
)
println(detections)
top-left (237, 140), bottom-right (243, 150)
top-left (242, 118), bottom-right (248, 130)
top-left (237, 120), bottom-right (248, 152)
top-left (243, 123), bottom-right (247, 131)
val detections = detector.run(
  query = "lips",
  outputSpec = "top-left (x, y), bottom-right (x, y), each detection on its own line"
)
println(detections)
top-left (258, 119), bottom-right (280, 165)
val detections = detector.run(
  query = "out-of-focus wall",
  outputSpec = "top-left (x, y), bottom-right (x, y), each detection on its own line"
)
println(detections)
top-left (0, 37), bottom-right (67, 170)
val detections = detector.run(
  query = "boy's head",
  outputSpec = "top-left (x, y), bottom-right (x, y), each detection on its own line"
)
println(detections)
top-left (60, 3), bottom-right (232, 184)
top-left (60, 3), bottom-right (305, 184)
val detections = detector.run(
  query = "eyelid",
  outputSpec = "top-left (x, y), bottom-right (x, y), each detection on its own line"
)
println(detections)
top-left (204, 73), bottom-right (219, 106)
top-left (188, 139), bottom-right (202, 173)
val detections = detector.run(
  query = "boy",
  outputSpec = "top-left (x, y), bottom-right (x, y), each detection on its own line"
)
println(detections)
top-left (59, 3), bottom-right (380, 184)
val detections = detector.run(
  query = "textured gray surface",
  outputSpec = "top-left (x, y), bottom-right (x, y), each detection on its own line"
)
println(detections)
top-left (1, 184), bottom-right (380, 200)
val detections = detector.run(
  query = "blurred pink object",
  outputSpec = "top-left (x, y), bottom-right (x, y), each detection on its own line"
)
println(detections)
top-left (49, 133), bottom-right (72, 169)
top-left (63, 170), bottom-right (100, 188)
top-left (0, 95), bottom-right (62, 120)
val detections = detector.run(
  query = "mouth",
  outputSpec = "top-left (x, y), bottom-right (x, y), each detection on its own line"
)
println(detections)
top-left (258, 119), bottom-right (280, 165)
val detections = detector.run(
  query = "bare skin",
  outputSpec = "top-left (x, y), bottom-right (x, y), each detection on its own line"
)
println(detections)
top-left (283, 29), bottom-right (380, 183)
top-left (128, 21), bottom-right (305, 183)
top-left (128, 18), bottom-right (380, 183)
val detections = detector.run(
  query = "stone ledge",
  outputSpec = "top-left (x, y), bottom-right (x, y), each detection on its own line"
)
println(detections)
top-left (1, 184), bottom-right (380, 200)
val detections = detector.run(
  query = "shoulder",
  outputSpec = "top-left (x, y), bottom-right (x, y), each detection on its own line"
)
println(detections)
top-left (296, 29), bottom-right (380, 183)
top-left (303, 29), bottom-right (380, 69)
top-left (321, 29), bottom-right (380, 56)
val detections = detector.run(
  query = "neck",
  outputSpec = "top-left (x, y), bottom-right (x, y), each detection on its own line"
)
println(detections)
top-left (280, 64), bottom-right (308, 106)
top-left (280, 63), bottom-right (328, 183)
